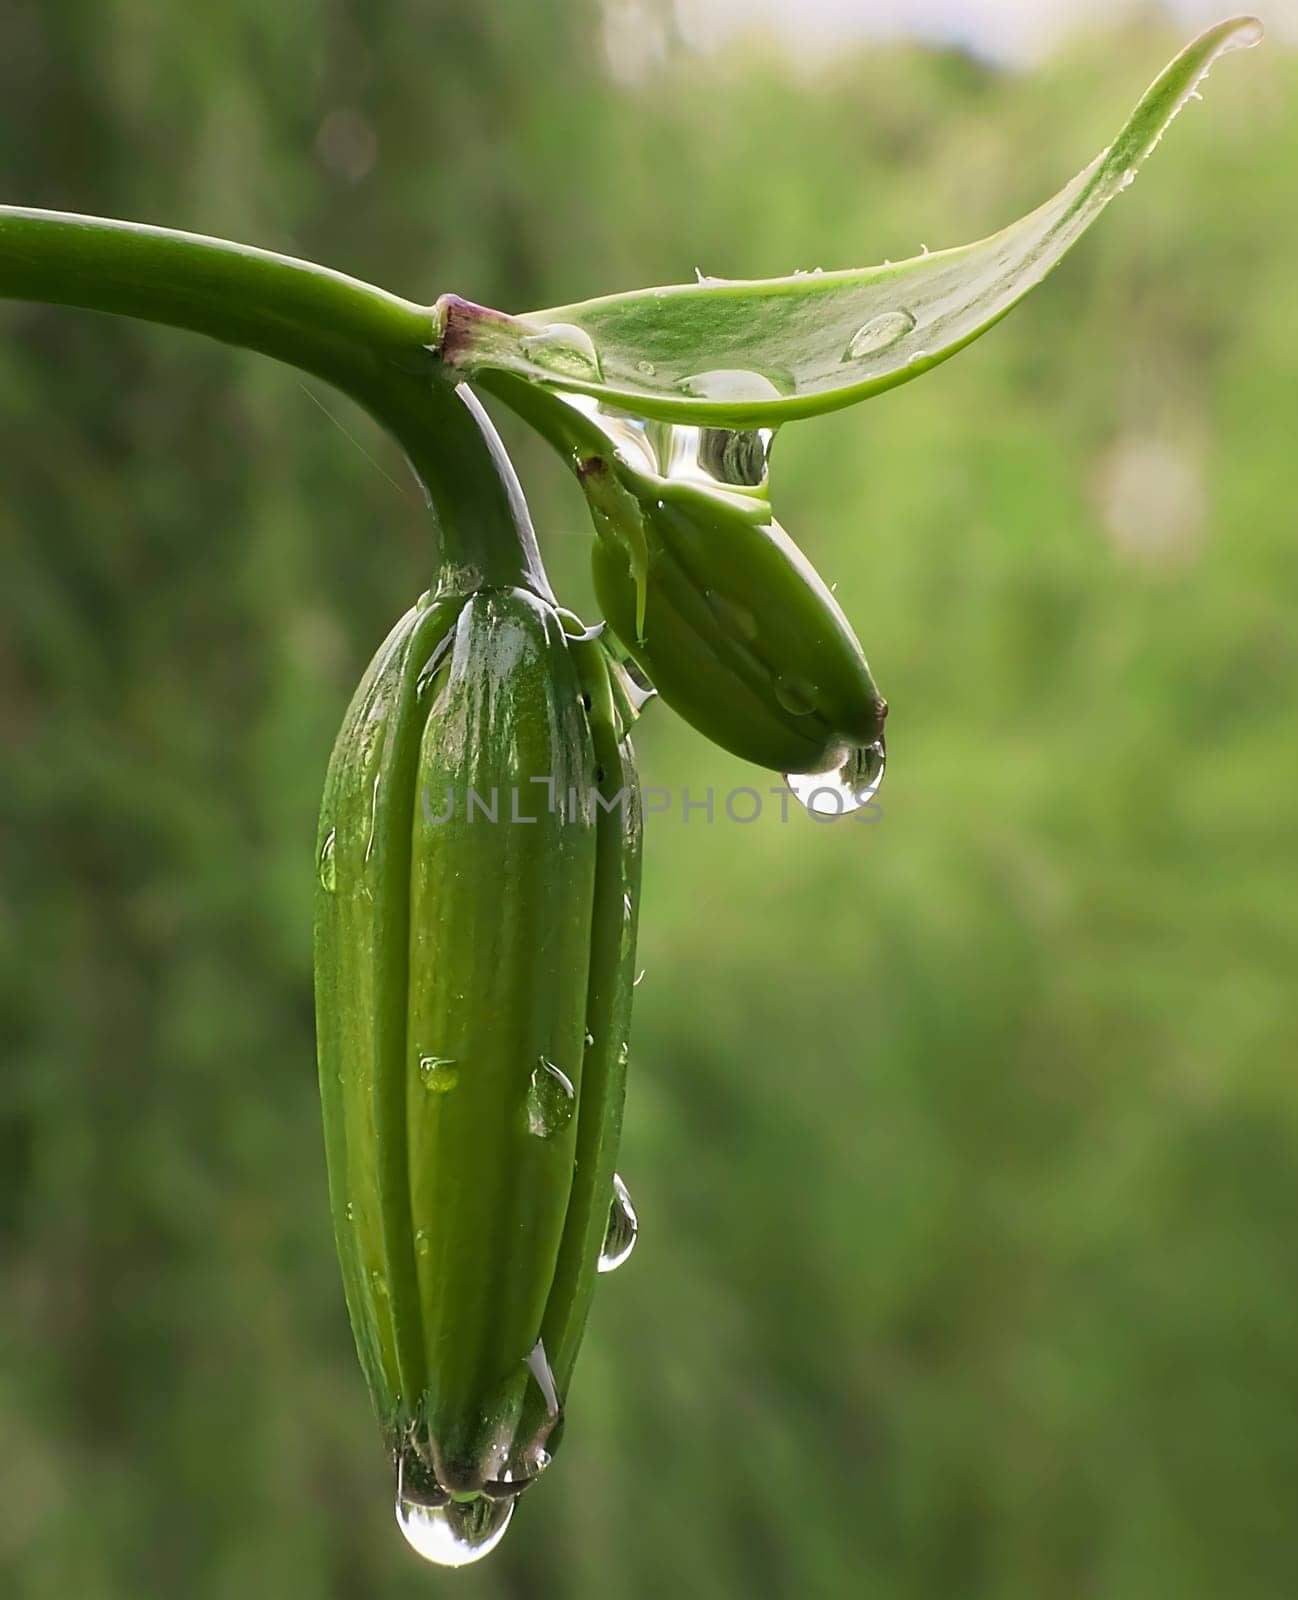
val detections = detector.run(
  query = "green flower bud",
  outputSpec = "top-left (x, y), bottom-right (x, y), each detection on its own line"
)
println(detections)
top-left (579, 448), bottom-right (888, 787)
top-left (314, 584), bottom-right (641, 1565)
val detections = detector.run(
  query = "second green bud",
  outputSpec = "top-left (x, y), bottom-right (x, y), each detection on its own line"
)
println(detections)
top-left (578, 440), bottom-right (888, 786)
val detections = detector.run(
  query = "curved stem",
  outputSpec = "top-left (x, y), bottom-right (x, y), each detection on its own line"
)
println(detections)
top-left (379, 375), bottom-right (553, 601)
top-left (0, 206), bottom-right (549, 595)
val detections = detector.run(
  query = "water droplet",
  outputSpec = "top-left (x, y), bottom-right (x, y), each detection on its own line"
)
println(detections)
top-left (705, 589), bottom-right (759, 643)
top-left (396, 1494), bottom-right (515, 1568)
top-left (786, 738), bottom-right (886, 818)
top-left (675, 369), bottom-right (784, 404)
top-left (843, 309), bottom-right (916, 361)
top-left (344, 1201), bottom-right (355, 1223)
top-left (526, 1058), bottom-right (575, 1139)
top-left (698, 426), bottom-right (770, 488)
top-left (906, 349), bottom-right (929, 366)
top-left (417, 1054), bottom-right (459, 1094)
top-left (636, 358), bottom-right (656, 376)
top-left (318, 829), bottom-right (337, 892)
top-left (598, 1173), bottom-right (638, 1274)
top-left (520, 322), bottom-right (603, 383)
top-left (370, 1269), bottom-right (390, 1299)
top-left (584, 1028), bottom-right (596, 1048)
top-left (774, 676), bottom-right (818, 717)
top-left (414, 1227), bottom-right (431, 1257)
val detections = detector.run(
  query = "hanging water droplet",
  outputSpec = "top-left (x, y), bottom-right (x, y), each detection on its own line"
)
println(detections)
top-left (370, 1269), bottom-right (390, 1299)
top-left (698, 426), bottom-right (771, 488)
top-left (598, 1173), bottom-right (639, 1274)
top-left (318, 828), bottom-right (337, 892)
top-left (906, 349), bottom-right (929, 366)
top-left (774, 676), bottom-right (818, 717)
top-left (520, 322), bottom-right (603, 383)
top-left (675, 369), bottom-right (784, 404)
top-left (526, 1058), bottom-right (575, 1139)
top-left (414, 1227), bottom-right (431, 1257)
top-left (396, 1493), bottom-right (515, 1568)
top-left (786, 737), bottom-right (886, 818)
top-left (344, 1201), bottom-right (355, 1223)
top-left (843, 308), bottom-right (917, 361)
top-left (584, 1028), bottom-right (596, 1048)
top-left (417, 1053), bottom-right (459, 1094)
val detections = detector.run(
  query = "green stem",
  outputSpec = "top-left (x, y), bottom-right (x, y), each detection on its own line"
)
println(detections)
top-left (0, 206), bottom-right (549, 596)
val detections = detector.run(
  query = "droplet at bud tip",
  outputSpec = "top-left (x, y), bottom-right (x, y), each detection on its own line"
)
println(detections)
top-left (786, 738), bottom-right (886, 819)
top-left (396, 1494), bottom-right (516, 1568)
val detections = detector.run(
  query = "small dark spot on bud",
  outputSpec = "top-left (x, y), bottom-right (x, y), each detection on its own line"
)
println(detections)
top-left (576, 456), bottom-right (606, 480)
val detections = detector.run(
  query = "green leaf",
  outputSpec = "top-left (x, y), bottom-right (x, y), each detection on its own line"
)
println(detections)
top-left (437, 17), bottom-right (1262, 428)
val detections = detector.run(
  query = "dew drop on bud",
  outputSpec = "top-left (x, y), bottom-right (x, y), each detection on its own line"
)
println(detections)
top-left (396, 1493), bottom-right (515, 1568)
top-left (318, 828), bottom-right (337, 892)
top-left (705, 587), bottom-right (760, 643)
top-left (520, 322), bottom-right (603, 383)
top-left (843, 309), bottom-right (916, 361)
top-left (786, 737), bottom-right (886, 817)
top-left (417, 1053), bottom-right (459, 1094)
top-left (774, 676), bottom-right (818, 717)
top-left (598, 1173), bottom-right (639, 1274)
top-left (526, 1058), bottom-right (575, 1139)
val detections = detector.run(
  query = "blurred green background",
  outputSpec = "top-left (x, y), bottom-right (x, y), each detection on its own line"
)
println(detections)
top-left (2, 3), bottom-right (1296, 1596)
